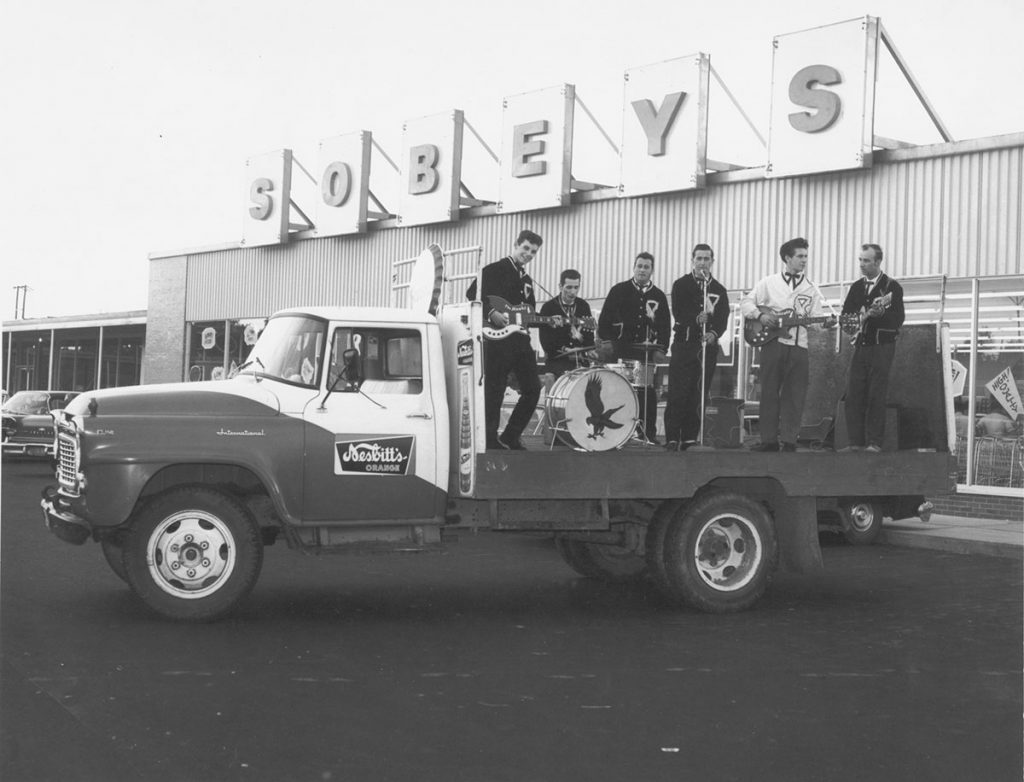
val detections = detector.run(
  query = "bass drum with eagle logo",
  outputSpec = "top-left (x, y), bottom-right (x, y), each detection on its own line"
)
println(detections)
top-left (545, 368), bottom-right (638, 451)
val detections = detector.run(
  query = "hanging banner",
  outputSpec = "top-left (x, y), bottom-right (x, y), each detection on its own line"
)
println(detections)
top-left (767, 16), bottom-right (879, 179)
top-left (497, 84), bottom-right (575, 215)
top-left (242, 149), bottom-right (293, 246)
top-left (398, 110), bottom-right (465, 227)
top-left (315, 131), bottom-right (372, 237)
top-left (949, 359), bottom-right (967, 397)
top-left (986, 367), bottom-right (1023, 419)
top-left (620, 53), bottom-right (709, 197)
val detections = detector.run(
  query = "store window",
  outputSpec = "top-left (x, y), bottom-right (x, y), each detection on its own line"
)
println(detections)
top-left (950, 277), bottom-right (1024, 491)
top-left (100, 333), bottom-right (144, 389)
top-left (55, 335), bottom-right (97, 392)
top-left (187, 319), bottom-right (267, 382)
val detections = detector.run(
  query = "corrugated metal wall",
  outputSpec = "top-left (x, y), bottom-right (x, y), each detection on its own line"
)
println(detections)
top-left (182, 136), bottom-right (1022, 321)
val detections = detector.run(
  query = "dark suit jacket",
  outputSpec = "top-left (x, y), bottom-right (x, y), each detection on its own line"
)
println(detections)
top-left (841, 273), bottom-right (905, 345)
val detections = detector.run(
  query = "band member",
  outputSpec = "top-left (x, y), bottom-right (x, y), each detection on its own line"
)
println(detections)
top-left (739, 237), bottom-right (835, 452)
top-left (467, 229), bottom-right (547, 450)
top-left (840, 243), bottom-right (905, 452)
top-left (664, 244), bottom-right (730, 451)
top-left (597, 252), bottom-right (670, 443)
top-left (539, 269), bottom-right (595, 379)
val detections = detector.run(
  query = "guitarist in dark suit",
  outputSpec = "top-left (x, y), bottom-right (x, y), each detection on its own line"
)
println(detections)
top-left (740, 237), bottom-right (836, 452)
top-left (466, 229), bottom-right (548, 450)
top-left (840, 243), bottom-right (905, 452)
top-left (539, 269), bottom-right (595, 378)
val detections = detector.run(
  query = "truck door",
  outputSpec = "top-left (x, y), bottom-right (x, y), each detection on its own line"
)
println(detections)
top-left (301, 324), bottom-right (444, 522)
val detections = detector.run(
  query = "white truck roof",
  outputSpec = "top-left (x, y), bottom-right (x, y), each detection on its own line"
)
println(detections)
top-left (272, 306), bottom-right (439, 325)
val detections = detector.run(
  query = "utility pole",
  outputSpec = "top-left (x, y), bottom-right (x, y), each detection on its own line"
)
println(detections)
top-left (12, 284), bottom-right (30, 319)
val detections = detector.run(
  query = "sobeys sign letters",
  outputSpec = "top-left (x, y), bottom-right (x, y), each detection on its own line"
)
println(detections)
top-left (244, 16), bottom-right (887, 246)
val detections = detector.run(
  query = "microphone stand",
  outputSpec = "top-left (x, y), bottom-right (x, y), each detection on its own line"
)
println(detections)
top-left (699, 274), bottom-right (709, 446)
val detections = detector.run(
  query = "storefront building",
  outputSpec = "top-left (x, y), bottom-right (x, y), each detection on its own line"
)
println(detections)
top-left (2, 311), bottom-right (146, 394)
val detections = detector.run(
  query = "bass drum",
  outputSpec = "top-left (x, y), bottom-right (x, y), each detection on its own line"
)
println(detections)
top-left (545, 368), bottom-right (638, 451)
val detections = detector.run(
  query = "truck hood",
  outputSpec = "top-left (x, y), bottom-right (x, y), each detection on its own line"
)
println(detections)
top-left (64, 378), bottom-right (283, 418)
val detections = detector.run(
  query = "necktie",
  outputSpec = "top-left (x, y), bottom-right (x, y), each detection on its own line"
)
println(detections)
top-left (784, 273), bottom-right (801, 289)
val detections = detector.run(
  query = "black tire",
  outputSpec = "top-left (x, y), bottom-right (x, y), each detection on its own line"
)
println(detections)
top-left (100, 536), bottom-right (129, 584)
top-left (555, 525), bottom-right (648, 583)
top-left (122, 486), bottom-right (263, 621)
top-left (644, 499), bottom-right (687, 592)
top-left (654, 490), bottom-right (778, 613)
top-left (839, 499), bottom-right (884, 545)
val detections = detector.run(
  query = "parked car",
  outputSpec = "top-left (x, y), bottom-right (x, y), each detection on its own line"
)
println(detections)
top-left (2, 390), bottom-right (79, 458)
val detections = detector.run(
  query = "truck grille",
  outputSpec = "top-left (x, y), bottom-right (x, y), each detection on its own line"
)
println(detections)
top-left (57, 431), bottom-right (79, 492)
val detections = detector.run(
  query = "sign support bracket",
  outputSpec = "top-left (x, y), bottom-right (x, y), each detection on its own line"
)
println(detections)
top-left (879, 23), bottom-right (954, 143)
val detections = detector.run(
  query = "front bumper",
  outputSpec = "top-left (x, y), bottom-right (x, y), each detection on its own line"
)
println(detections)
top-left (4, 440), bottom-right (55, 457)
top-left (40, 486), bottom-right (91, 545)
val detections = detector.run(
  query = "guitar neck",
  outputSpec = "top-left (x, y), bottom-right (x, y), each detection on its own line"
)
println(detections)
top-left (778, 314), bottom-right (830, 327)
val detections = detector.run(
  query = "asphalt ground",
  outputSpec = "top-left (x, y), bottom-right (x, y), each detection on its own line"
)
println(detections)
top-left (2, 459), bottom-right (1022, 782)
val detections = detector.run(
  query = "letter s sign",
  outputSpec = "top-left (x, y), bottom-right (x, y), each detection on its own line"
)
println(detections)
top-left (787, 64), bottom-right (842, 133)
top-left (248, 177), bottom-right (274, 220)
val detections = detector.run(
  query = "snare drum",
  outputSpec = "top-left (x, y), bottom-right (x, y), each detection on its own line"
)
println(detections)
top-left (606, 360), bottom-right (655, 387)
top-left (545, 368), bottom-right (639, 450)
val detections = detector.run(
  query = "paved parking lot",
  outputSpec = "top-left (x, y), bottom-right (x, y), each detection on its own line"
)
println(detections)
top-left (2, 459), bottom-right (1022, 781)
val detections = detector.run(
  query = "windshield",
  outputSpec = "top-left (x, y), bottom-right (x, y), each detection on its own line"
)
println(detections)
top-left (236, 315), bottom-right (327, 388)
top-left (2, 391), bottom-right (52, 415)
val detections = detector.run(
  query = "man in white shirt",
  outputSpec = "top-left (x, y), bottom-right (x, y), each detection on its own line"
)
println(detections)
top-left (740, 237), bottom-right (835, 452)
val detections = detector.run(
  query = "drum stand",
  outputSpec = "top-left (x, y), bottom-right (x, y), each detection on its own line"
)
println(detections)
top-left (629, 341), bottom-right (661, 446)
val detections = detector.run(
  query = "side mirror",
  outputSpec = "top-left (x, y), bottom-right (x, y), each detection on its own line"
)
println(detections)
top-left (341, 348), bottom-right (361, 388)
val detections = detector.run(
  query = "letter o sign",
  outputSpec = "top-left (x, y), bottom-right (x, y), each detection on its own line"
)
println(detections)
top-left (321, 162), bottom-right (352, 207)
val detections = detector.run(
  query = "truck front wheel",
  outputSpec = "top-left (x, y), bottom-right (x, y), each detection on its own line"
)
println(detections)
top-left (653, 490), bottom-right (778, 613)
top-left (100, 535), bottom-right (128, 584)
top-left (122, 486), bottom-right (263, 621)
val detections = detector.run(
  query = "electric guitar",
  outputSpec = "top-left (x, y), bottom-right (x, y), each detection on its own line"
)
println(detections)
top-left (482, 295), bottom-right (597, 341)
top-left (842, 291), bottom-right (893, 344)
top-left (744, 306), bottom-right (849, 346)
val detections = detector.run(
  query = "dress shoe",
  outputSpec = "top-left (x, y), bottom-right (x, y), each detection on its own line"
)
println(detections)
top-left (749, 441), bottom-right (779, 452)
top-left (498, 432), bottom-right (526, 451)
top-left (837, 446), bottom-right (862, 453)
top-left (665, 440), bottom-right (680, 452)
top-left (680, 440), bottom-right (698, 451)
top-left (781, 442), bottom-right (797, 452)
top-left (864, 444), bottom-right (882, 453)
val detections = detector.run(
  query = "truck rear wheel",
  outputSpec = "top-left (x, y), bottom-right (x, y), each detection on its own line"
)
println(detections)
top-left (555, 524), bottom-right (647, 583)
top-left (839, 499), bottom-right (884, 545)
top-left (652, 490), bottom-right (778, 613)
top-left (123, 486), bottom-right (263, 621)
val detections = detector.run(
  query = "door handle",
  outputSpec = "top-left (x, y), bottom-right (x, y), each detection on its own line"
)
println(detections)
top-left (407, 412), bottom-right (433, 420)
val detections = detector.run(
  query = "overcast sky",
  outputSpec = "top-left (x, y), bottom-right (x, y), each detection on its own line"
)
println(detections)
top-left (3, 0), bottom-right (1022, 319)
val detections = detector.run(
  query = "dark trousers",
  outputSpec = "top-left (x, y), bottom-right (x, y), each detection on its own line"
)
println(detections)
top-left (484, 335), bottom-right (541, 443)
top-left (845, 342), bottom-right (895, 447)
top-left (665, 340), bottom-right (717, 443)
top-left (758, 341), bottom-right (808, 446)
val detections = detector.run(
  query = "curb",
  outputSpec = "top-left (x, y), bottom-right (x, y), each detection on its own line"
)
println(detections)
top-left (878, 528), bottom-right (1024, 560)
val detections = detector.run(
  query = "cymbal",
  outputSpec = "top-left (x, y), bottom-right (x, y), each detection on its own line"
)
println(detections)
top-left (556, 346), bottom-right (594, 357)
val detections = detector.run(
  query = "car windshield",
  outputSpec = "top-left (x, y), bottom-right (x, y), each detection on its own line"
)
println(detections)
top-left (2, 391), bottom-right (52, 415)
top-left (237, 315), bottom-right (327, 388)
